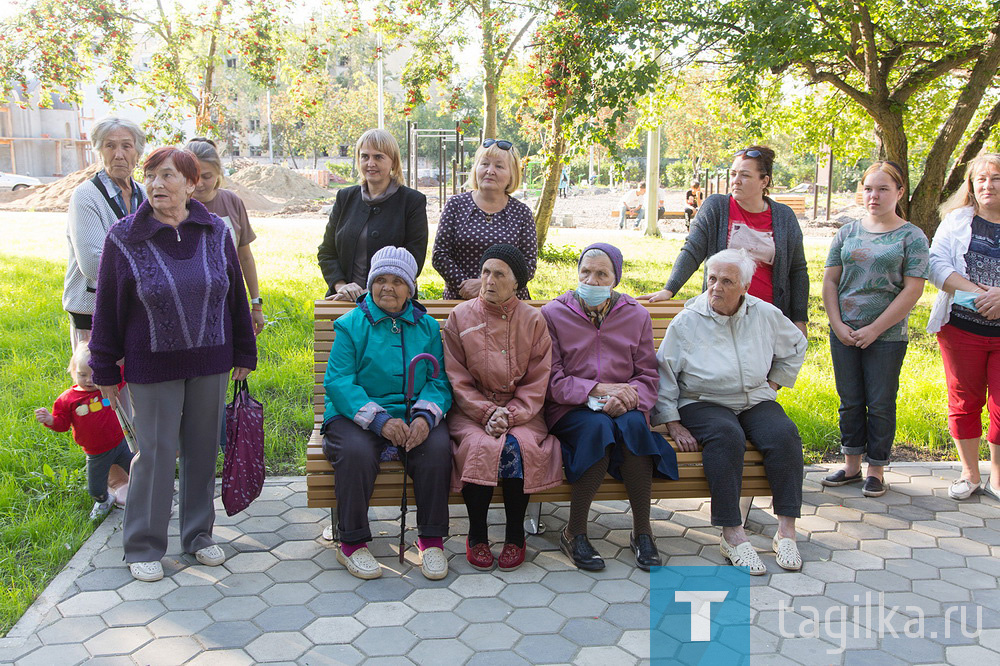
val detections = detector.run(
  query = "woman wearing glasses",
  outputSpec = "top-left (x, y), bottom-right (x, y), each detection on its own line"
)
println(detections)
top-left (640, 146), bottom-right (809, 337)
top-left (432, 140), bottom-right (537, 300)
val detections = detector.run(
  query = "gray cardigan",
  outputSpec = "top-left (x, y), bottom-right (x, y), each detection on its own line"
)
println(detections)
top-left (664, 193), bottom-right (809, 322)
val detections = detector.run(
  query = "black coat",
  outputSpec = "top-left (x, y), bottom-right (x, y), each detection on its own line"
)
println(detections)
top-left (317, 184), bottom-right (428, 297)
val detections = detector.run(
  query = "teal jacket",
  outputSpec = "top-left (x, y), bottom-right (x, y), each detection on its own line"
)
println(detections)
top-left (323, 294), bottom-right (452, 430)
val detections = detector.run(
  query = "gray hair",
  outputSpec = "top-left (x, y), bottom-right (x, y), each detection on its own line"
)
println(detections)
top-left (90, 117), bottom-right (146, 155)
top-left (184, 139), bottom-right (224, 188)
top-left (706, 248), bottom-right (756, 287)
top-left (581, 247), bottom-right (611, 263)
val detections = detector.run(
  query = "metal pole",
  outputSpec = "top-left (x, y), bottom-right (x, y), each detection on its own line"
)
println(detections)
top-left (452, 158), bottom-right (458, 196)
top-left (376, 33), bottom-right (384, 130)
top-left (439, 137), bottom-right (445, 211)
top-left (813, 152), bottom-right (820, 220)
top-left (643, 126), bottom-right (661, 235)
top-left (405, 121), bottom-right (412, 187)
top-left (266, 90), bottom-right (274, 163)
top-left (826, 127), bottom-right (835, 221)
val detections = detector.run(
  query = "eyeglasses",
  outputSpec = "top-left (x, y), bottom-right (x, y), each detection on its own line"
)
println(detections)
top-left (483, 139), bottom-right (513, 150)
top-left (735, 149), bottom-right (762, 158)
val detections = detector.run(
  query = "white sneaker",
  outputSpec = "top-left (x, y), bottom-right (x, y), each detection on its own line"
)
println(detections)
top-left (129, 561), bottom-right (163, 582)
top-left (772, 535), bottom-right (802, 571)
top-left (720, 536), bottom-right (766, 575)
top-left (89, 492), bottom-right (115, 520)
top-left (322, 525), bottom-right (335, 541)
top-left (337, 545), bottom-right (382, 580)
top-left (194, 544), bottom-right (226, 566)
top-left (948, 478), bottom-right (980, 500)
top-left (420, 547), bottom-right (449, 580)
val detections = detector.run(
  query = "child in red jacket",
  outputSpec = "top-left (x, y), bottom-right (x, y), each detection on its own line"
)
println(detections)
top-left (35, 346), bottom-right (133, 520)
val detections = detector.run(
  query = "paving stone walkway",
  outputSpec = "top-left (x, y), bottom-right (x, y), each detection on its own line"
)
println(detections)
top-left (1, 463), bottom-right (999, 665)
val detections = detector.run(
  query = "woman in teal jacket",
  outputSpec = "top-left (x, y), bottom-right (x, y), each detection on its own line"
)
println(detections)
top-left (321, 247), bottom-right (453, 581)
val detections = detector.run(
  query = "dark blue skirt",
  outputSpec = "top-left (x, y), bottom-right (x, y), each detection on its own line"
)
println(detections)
top-left (551, 409), bottom-right (679, 483)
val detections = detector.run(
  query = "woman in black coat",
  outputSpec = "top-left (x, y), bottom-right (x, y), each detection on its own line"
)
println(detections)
top-left (319, 129), bottom-right (428, 300)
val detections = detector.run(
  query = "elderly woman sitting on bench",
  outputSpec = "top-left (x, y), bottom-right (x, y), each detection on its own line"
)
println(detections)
top-left (653, 248), bottom-right (807, 574)
top-left (541, 243), bottom-right (678, 572)
top-left (321, 247), bottom-right (452, 581)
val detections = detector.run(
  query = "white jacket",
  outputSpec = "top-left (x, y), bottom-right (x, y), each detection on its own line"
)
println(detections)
top-left (927, 206), bottom-right (975, 334)
top-left (652, 292), bottom-right (807, 424)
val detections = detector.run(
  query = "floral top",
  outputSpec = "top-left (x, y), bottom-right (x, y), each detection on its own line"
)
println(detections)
top-left (431, 192), bottom-right (537, 299)
top-left (826, 220), bottom-right (929, 342)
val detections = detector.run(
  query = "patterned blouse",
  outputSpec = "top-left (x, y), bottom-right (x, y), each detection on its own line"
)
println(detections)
top-left (431, 192), bottom-right (538, 299)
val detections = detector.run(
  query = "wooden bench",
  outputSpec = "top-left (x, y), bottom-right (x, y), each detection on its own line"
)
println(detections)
top-left (306, 299), bottom-right (771, 531)
top-left (771, 194), bottom-right (807, 216)
top-left (608, 208), bottom-right (686, 221)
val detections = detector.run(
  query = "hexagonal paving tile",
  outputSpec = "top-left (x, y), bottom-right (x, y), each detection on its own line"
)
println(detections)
top-left (244, 630), bottom-right (312, 662)
top-left (207, 595), bottom-right (268, 621)
top-left (355, 600), bottom-right (417, 627)
top-left (404, 588), bottom-right (463, 612)
top-left (118, 577), bottom-right (179, 601)
top-left (223, 551), bottom-right (279, 574)
top-left (252, 605), bottom-right (317, 632)
top-left (130, 636), bottom-right (202, 666)
top-left (260, 581), bottom-right (319, 606)
top-left (353, 626), bottom-right (419, 657)
top-left (356, 577), bottom-right (415, 602)
top-left (13, 644), bottom-right (91, 666)
top-left (459, 621), bottom-right (522, 651)
top-left (83, 626), bottom-right (154, 656)
top-left (408, 637), bottom-right (474, 664)
top-left (56, 590), bottom-right (122, 617)
top-left (405, 611), bottom-right (469, 639)
top-left (448, 573), bottom-right (506, 598)
top-left (36, 616), bottom-right (108, 645)
top-left (161, 584), bottom-right (223, 611)
top-left (539, 571), bottom-right (597, 594)
top-left (559, 617), bottom-right (624, 648)
top-left (548, 592), bottom-right (608, 619)
top-left (102, 599), bottom-right (168, 627)
top-left (506, 606), bottom-right (566, 635)
top-left (195, 620), bottom-right (262, 650)
top-left (514, 633), bottom-right (579, 662)
top-left (498, 582), bottom-right (556, 608)
top-left (302, 616), bottom-right (366, 644)
top-left (306, 591), bottom-right (367, 616)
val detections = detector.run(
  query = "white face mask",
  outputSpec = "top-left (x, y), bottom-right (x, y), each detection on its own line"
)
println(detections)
top-left (576, 282), bottom-right (612, 306)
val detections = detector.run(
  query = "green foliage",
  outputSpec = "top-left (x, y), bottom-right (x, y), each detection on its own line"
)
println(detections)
top-left (538, 243), bottom-right (582, 264)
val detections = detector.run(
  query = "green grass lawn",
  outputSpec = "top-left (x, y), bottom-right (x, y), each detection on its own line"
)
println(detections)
top-left (0, 213), bottom-right (960, 635)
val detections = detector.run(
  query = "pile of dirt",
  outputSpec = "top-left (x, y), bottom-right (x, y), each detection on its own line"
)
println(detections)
top-left (1, 163), bottom-right (102, 211)
top-left (229, 164), bottom-right (331, 202)
top-left (222, 179), bottom-right (282, 213)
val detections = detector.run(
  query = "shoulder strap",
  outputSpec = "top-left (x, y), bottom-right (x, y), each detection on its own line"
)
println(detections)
top-left (89, 174), bottom-right (126, 220)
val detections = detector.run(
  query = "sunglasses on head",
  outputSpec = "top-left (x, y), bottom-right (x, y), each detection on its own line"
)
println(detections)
top-left (483, 139), bottom-right (513, 150)
top-left (190, 137), bottom-right (218, 148)
top-left (735, 149), bottom-right (762, 158)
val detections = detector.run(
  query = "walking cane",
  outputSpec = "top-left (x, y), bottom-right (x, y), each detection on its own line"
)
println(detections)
top-left (400, 353), bottom-right (441, 564)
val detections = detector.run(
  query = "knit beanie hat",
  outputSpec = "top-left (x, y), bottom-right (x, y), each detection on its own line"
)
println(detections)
top-left (579, 243), bottom-right (623, 286)
top-left (480, 244), bottom-right (529, 289)
top-left (367, 246), bottom-right (417, 296)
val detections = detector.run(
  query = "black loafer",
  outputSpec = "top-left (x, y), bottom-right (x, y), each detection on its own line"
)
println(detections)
top-left (560, 530), bottom-right (605, 571)
top-left (862, 476), bottom-right (887, 497)
top-left (820, 469), bottom-right (863, 487)
top-left (631, 532), bottom-right (662, 571)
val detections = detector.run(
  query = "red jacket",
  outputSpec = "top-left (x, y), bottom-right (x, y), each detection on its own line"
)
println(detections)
top-left (46, 384), bottom-right (125, 455)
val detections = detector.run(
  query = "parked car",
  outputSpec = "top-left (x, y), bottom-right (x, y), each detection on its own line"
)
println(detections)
top-left (0, 172), bottom-right (42, 191)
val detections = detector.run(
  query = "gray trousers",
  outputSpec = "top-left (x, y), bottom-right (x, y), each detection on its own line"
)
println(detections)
top-left (86, 439), bottom-right (133, 501)
top-left (679, 400), bottom-right (803, 526)
top-left (322, 418), bottom-right (452, 544)
top-left (124, 373), bottom-right (227, 563)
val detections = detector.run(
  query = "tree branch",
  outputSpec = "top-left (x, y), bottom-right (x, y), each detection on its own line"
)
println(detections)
top-left (942, 95), bottom-right (1000, 200)
top-left (802, 61), bottom-right (875, 112)
top-left (496, 14), bottom-right (535, 79)
top-left (892, 44), bottom-right (984, 103)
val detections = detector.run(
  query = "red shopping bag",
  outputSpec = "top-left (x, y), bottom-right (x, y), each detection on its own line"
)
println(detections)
top-left (223, 380), bottom-right (266, 516)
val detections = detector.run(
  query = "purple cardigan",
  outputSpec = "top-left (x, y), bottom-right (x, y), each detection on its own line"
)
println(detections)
top-left (540, 291), bottom-right (659, 427)
top-left (89, 198), bottom-right (257, 386)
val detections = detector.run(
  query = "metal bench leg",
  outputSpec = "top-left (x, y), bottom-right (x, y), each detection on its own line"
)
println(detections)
top-left (523, 502), bottom-right (546, 535)
top-left (322, 508), bottom-right (335, 541)
top-left (740, 496), bottom-right (754, 529)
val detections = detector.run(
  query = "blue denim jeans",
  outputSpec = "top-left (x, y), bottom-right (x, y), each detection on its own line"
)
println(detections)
top-left (829, 332), bottom-right (908, 466)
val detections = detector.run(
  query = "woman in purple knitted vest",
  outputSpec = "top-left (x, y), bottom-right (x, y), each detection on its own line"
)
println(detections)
top-left (90, 146), bottom-right (257, 583)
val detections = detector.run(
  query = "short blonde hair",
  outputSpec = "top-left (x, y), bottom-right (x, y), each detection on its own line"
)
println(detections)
top-left (68, 345), bottom-right (91, 375)
top-left (356, 129), bottom-right (404, 187)
top-left (184, 139), bottom-right (224, 191)
top-left (940, 153), bottom-right (1000, 218)
top-left (468, 142), bottom-right (522, 194)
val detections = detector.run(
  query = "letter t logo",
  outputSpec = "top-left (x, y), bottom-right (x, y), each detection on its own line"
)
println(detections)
top-left (675, 591), bottom-right (729, 641)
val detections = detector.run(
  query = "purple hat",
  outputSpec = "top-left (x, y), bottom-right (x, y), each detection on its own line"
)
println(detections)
top-left (579, 243), bottom-right (623, 286)
top-left (368, 246), bottom-right (417, 296)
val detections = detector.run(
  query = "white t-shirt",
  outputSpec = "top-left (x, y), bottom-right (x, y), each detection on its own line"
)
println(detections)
top-left (621, 189), bottom-right (645, 208)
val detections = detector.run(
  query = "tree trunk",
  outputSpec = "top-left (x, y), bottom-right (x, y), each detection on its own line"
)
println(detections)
top-left (534, 106), bottom-right (568, 249)
top-left (943, 97), bottom-right (1000, 201)
top-left (872, 108), bottom-right (909, 187)
top-left (481, 0), bottom-right (498, 138)
top-left (909, 21), bottom-right (1000, 236)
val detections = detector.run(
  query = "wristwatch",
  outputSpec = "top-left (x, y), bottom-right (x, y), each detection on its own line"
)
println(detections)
top-left (250, 297), bottom-right (264, 305)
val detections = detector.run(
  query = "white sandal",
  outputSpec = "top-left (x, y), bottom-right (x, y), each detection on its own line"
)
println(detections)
top-left (949, 478), bottom-right (980, 500)
top-left (129, 561), bottom-right (163, 582)
top-left (337, 545), bottom-right (382, 580)
top-left (720, 536), bottom-right (766, 575)
top-left (772, 535), bottom-right (802, 571)
top-left (420, 547), bottom-right (449, 580)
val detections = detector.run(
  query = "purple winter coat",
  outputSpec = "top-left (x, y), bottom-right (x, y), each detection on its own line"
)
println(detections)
top-left (540, 291), bottom-right (659, 427)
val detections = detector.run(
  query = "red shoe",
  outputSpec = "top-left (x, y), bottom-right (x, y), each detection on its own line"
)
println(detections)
top-left (498, 542), bottom-right (525, 571)
top-left (466, 538), bottom-right (494, 570)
